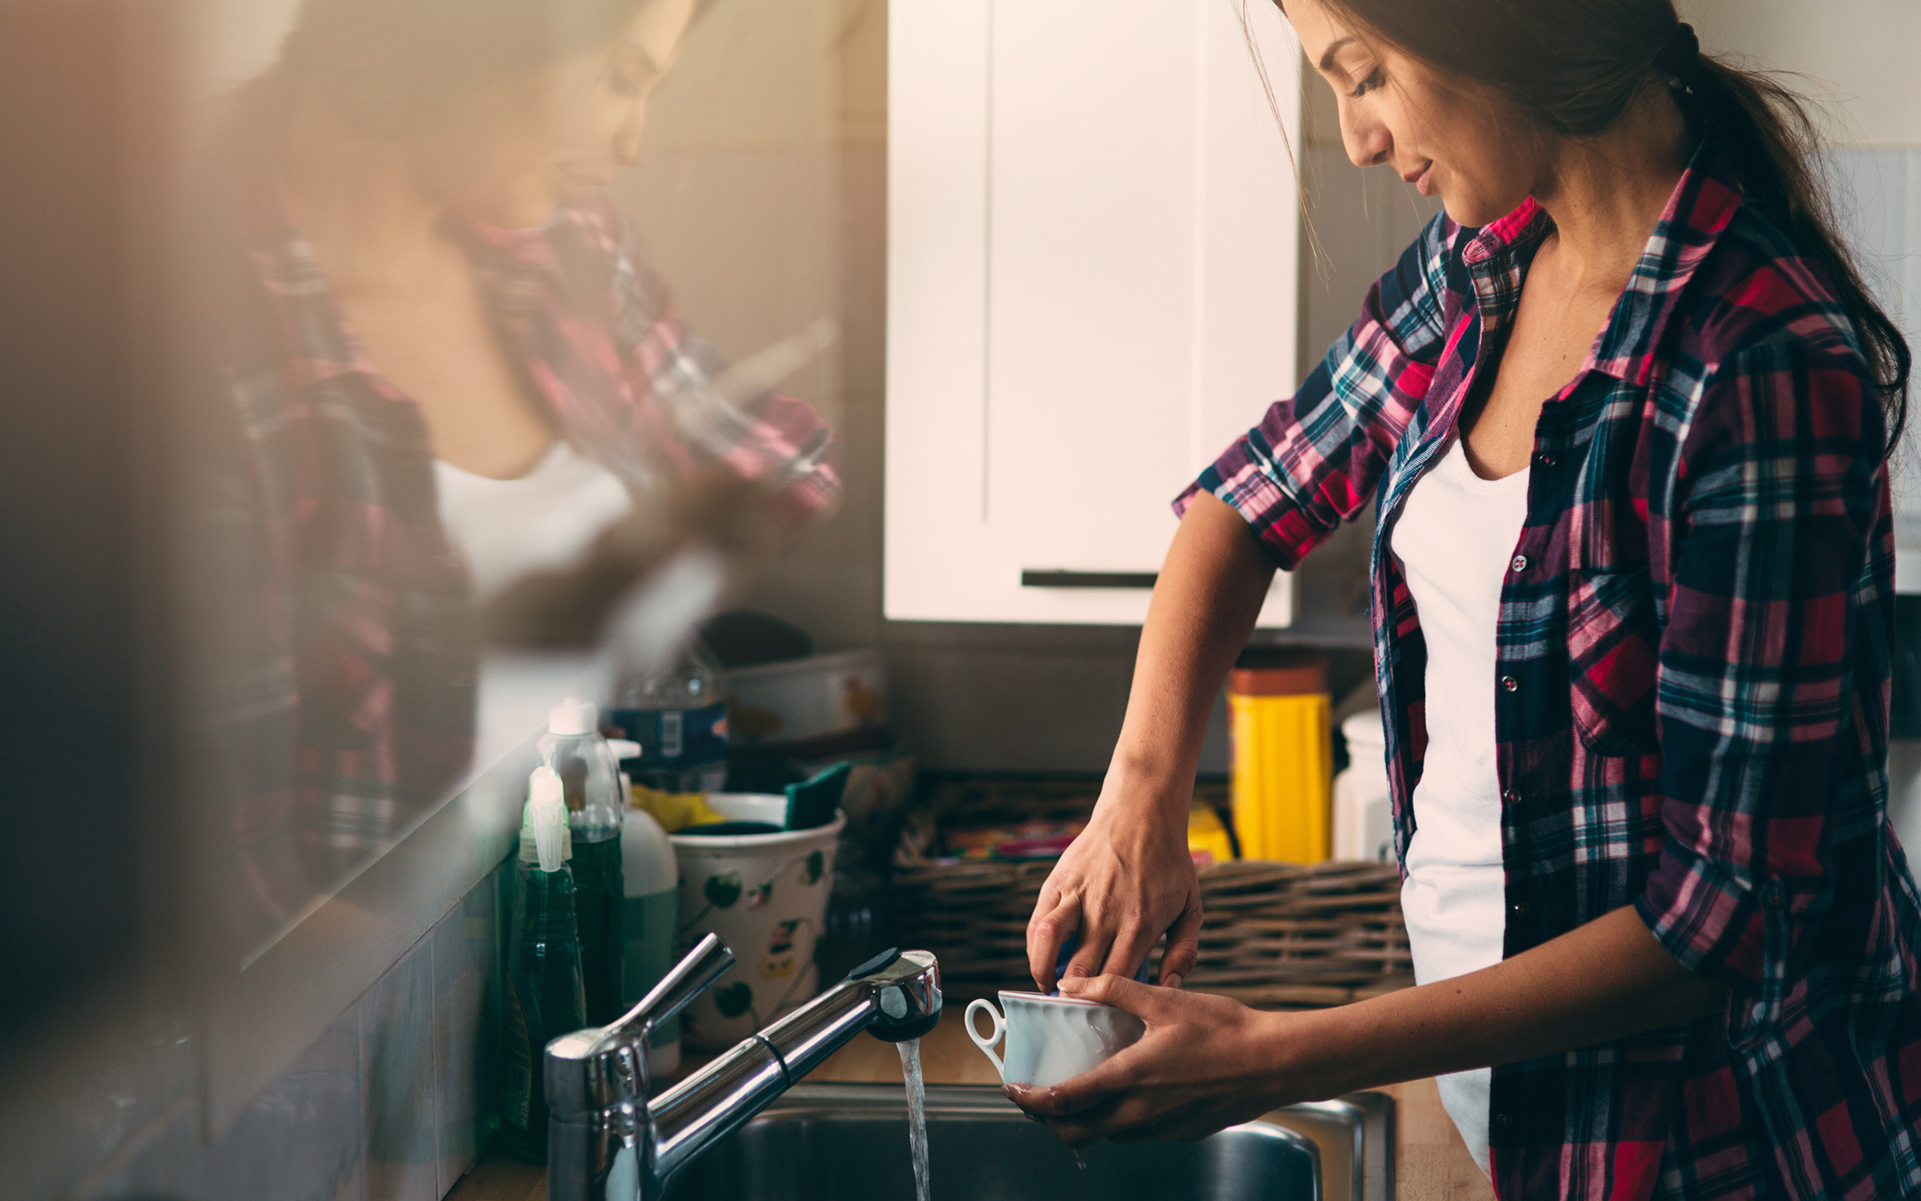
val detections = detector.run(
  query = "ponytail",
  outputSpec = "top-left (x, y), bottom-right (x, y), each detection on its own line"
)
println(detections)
top-left (1668, 38), bottom-right (1912, 448)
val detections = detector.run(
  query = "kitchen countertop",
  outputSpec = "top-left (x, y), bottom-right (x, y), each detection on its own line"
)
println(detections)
top-left (445, 1008), bottom-right (1492, 1201)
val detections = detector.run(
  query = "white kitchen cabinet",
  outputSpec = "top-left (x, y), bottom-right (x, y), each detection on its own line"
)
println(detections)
top-left (885, 0), bottom-right (1303, 625)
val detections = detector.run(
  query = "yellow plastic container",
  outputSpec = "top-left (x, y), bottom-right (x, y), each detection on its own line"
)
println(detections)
top-left (1228, 650), bottom-right (1333, 863)
top-left (1186, 802), bottom-right (1234, 868)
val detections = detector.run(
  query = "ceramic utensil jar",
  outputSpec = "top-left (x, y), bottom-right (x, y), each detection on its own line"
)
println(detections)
top-left (964, 990), bottom-right (1146, 1088)
top-left (669, 803), bottom-right (845, 1049)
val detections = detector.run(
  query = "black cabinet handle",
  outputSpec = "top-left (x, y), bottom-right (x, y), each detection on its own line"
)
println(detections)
top-left (1020, 570), bottom-right (1158, 589)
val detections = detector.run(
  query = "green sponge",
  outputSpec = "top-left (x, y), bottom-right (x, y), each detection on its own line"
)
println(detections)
top-left (784, 762), bottom-right (851, 831)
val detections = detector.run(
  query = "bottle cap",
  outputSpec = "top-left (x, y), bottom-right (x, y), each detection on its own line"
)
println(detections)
top-left (527, 765), bottom-right (569, 871)
top-left (549, 697), bottom-right (598, 736)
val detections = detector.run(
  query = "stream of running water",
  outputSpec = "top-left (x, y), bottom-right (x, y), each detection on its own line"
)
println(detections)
top-left (897, 1038), bottom-right (932, 1201)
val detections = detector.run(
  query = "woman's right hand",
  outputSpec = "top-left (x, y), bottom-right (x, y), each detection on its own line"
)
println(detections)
top-left (1027, 781), bottom-right (1204, 993)
top-left (1026, 493), bottom-right (1271, 995)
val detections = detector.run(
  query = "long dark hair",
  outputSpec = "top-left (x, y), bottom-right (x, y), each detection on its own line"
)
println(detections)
top-left (1302, 0), bottom-right (1912, 448)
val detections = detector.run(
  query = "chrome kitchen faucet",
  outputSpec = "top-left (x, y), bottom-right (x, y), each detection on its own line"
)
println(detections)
top-left (545, 934), bottom-right (943, 1201)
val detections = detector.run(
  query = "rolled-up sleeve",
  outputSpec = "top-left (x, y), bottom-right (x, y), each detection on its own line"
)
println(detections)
top-left (1174, 212), bottom-right (1455, 569)
top-left (1636, 340), bottom-right (1886, 1001)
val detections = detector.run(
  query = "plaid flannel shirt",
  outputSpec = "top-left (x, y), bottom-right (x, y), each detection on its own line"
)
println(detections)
top-left (1179, 133), bottom-right (1921, 1199)
top-left (201, 160), bottom-right (838, 942)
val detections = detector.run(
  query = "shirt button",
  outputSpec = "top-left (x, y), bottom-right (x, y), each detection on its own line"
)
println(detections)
top-left (1500, 675), bottom-right (1518, 692)
top-left (1764, 881), bottom-right (1786, 908)
top-left (1511, 900), bottom-right (1531, 916)
top-left (1495, 1112), bottom-right (1514, 1128)
top-left (1502, 789), bottom-right (1522, 805)
top-left (1538, 453), bottom-right (1556, 467)
top-left (1510, 554), bottom-right (1529, 573)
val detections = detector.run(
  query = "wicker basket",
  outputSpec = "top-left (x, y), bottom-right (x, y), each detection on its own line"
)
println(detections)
top-left (892, 777), bottom-right (1414, 1008)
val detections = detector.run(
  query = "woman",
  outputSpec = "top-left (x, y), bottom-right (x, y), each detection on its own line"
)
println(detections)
top-left (1013, 1), bottom-right (1919, 1197)
top-left (193, 0), bottom-right (836, 943)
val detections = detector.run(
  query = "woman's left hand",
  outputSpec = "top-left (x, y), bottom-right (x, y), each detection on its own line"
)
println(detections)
top-left (1004, 975), bottom-right (1318, 1147)
top-left (1009, 908), bottom-right (1740, 1150)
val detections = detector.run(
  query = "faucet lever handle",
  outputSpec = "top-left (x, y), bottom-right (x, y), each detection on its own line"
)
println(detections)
top-left (546, 934), bottom-right (735, 1119)
top-left (614, 932), bottom-right (734, 1041)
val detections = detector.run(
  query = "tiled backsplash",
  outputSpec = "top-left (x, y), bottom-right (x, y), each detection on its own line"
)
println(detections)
top-left (70, 863), bottom-right (505, 1201)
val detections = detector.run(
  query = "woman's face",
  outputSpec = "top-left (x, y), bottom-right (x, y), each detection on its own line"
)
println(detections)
top-left (1285, 0), bottom-right (1542, 228)
top-left (419, 0), bottom-right (698, 228)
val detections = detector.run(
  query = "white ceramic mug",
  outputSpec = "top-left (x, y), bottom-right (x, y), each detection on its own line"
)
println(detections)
top-left (964, 990), bottom-right (1146, 1088)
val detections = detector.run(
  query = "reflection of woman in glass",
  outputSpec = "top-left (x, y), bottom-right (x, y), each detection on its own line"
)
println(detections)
top-left (198, 0), bottom-right (836, 939)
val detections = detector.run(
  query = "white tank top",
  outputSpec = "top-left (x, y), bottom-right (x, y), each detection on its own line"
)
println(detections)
top-left (1387, 433), bottom-right (1531, 1178)
top-left (434, 442), bottom-right (633, 607)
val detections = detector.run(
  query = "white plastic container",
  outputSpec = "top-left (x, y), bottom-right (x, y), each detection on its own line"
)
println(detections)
top-left (725, 648), bottom-right (886, 748)
top-left (1333, 709), bottom-right (1394, 862)
top-left (668, 796), bottom-right (845, 1049)
top-left (620, 766), bottom-right (681, 1076)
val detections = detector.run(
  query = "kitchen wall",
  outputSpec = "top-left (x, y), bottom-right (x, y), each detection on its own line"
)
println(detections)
top-left (1683, 0), bottom-right (1921, 148)
top-left (705, 0), bottom-right (1921, 779)
top-left (719, 0), bottom-right (1177, 773)
top-left (707, 0), bottom-right (1387, 774)
top-left (612, 0), bottom-right (845, 430)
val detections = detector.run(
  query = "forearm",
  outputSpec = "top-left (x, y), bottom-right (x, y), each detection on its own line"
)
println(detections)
top-left (1286, 905), bottom-right (1730, 1097)
top-left (1103, 492), bottom-right (1274, 830)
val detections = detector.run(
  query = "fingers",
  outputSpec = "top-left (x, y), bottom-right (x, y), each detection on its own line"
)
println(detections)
top-left (1031, 1097), bottom-right (1125, 1150)
top-left (1043, 1111), bottom-right (1119, 1150)
top-left (1014, 1089), bottom-right (1197, 1149)
top-left (1104, 918), bottom-right (1158, 983)
top-left (1063, 920), bottom-right (1111, 984)
top-left (1026, 893), bottom-right (1080, 993)
top-left (1158, 890), bottom-right (1204, 989)
top-left (1110, 1104), bottom-right (1196, 1145)
top-left (1057, 972), bottom-right (1160, 1019)
top-left (1003, 1057), bottom-right (1128, 1121)
top-left (1032, 874), bottom-right (1062, 919)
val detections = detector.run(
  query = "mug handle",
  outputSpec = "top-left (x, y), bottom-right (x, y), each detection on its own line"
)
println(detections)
top-left (963, 998), bottom-right (1005, 1079)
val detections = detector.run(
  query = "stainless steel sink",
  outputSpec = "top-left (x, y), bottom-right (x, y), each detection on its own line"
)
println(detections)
top-left (658, 1082), bottom-right (1392, 1201)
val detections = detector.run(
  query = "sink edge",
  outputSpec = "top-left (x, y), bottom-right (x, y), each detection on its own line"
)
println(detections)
top-left (755, 1081), bottom-right (1393, 1201)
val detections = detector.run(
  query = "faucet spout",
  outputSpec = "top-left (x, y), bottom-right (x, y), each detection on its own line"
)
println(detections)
top-left (649, 949), bottom-right (941, 1185)
top-left (544, 943), bottom-right (941, 1201)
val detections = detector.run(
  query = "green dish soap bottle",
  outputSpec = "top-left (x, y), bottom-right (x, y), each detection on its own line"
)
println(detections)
top-left (500, 765), bottom-right (586, 1162)
top-left (542, 698), bottom-right (624, 1026)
